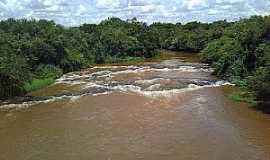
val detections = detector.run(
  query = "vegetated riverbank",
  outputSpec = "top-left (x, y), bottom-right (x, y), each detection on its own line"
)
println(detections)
top-left (0, 16), bottom-right (269, 108)
top-left (22, 50), bottom-right (257, 107)
top-left (0, 17), bottom-right (159, 99)
top-left (23, 56), bottom-right (146, 94)
top-left (24, 50), bottom-right (257, 108)
top-left (228, 86), bottom-right (257, 106)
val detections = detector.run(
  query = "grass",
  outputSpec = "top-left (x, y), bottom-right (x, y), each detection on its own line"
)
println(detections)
top-left (224, 78), bottom-right (257, 106)
top-left (24, 77), bottom-right (55, 93)
top-left (229, 89), bottom-right (257, 106)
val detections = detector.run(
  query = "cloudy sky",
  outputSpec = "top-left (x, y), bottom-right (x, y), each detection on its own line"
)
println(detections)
top-left (0, 0), bottom-right (270, 26)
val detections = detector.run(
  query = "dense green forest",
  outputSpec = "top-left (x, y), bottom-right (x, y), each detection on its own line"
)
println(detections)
top-left (151, 16), bottom-right (270, 104)
top-left (0, 17), bottom-right (159, 98)
top-left (0, 16), bottom-right (269, 105)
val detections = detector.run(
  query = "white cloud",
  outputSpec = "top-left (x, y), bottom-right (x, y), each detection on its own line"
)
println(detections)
top-left (183, 0), bottom-right (207, 10)
top-left (96, 0), bottom-right (121, 9)
top-left (0, 0), bottom-right (270, 25)
top-left (208, 9), bottom-right (219, 15)
top-left (141, 4), bottom-right (156, 13)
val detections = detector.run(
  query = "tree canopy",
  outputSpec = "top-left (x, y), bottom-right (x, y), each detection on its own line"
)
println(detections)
top-left (0, 16), bottom-right (269, 103)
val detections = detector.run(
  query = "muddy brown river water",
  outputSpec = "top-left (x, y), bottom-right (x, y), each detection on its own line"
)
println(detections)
top-left (0, 50), bottom-right (270, 160)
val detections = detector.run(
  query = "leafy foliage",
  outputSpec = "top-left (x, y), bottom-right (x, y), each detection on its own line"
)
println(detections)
top-left (0, 16), bottom-right (270, 104)
top-left (0, 18), bottom-right (160, 98)
top-left (199, 16), bottom-right (270, 102)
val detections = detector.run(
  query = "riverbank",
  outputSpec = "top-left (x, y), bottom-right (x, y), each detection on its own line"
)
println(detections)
top-left (24, 78), bottom-right (55, 93)
top-left (23, 56), bottom-right (147, 94)
top-left (24, 50), bottom-right (259, 107)
top-left (228, 88), bottom-right (257, 106)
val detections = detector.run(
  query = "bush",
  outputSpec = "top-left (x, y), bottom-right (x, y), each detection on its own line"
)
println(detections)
top-left (0, 50), bottom-right (31, 99)
top-left (0, 74), bottom-right (26, 98)
top-left (248, 67), bottom-right (270, 101)
top-left (35, 64), bottom-right (63, 79)
top-left (200, 40), bottom-right (223, 63)
top-left (201, 38), bottom-right (247, 78)
top-left (60, 49), bottom-right (87, 73)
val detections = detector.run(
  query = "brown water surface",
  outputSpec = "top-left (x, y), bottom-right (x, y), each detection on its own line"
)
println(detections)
top-left (0, 50), bottom-right (270, 160)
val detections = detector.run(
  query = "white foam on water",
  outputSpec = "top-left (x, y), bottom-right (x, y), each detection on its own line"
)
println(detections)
top-left (0, 102), bottom-right (37, 110)
top-left (92, 91), bottom-right (113, 96)
top-left (188, 84), bottom-right (200, 89)
top-left (140, 80), bottom-right (234, 98)
top-left (90, 70), bottom-right (112, 77)
top-left (55, 65), bottom-right (213, 87)
top-left (0, 95), bottom-right (72, 110)
top-left (70, 95), bottom-right (82, 102)
top-left (148, 66), bottom-right (213, 73)
top-left (92, 80), bottom-right (234, 98)
top-left (111, 67), bottom-right (147, 75)
top-left (111, 85), bottom-right (141, 92)
top-left (0, 80), bottom-right (234, 110)
top-left (135, 78), bottom-right (168, 85)
top-left (91, 65), bottom-right (139, 69)
top-left (111, 66), bottom-right (213, 76)
top-left (0, 58), bottom-right (234, 110)
top-left (56, 70), bottom-right (113, 84)
top-left (145, 84), bottom-right (161, 91)
top-left (0, 90), bottom-right (115, 110)
top-left (82, 82), bottom-right (108, 90)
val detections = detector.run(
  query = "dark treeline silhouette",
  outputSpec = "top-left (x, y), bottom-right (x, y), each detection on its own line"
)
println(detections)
top-left (0, 16), bottom-right (269, 104)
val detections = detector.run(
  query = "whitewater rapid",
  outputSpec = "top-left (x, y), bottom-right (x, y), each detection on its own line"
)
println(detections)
top-left (0, 59), bottom-right (233, 110)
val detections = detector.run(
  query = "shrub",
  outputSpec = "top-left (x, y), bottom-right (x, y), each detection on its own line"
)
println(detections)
top-left (35, 64), bottom-right (63, 79)
top-left (248, 67), bottom-right (270, 101)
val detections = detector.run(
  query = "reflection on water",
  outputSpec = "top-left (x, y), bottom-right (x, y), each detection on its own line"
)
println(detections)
top-left (0, 50), bottom-right (270, 160)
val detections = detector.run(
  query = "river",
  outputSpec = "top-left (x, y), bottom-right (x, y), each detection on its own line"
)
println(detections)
top-left (0, 50), bottom-right (270, 160)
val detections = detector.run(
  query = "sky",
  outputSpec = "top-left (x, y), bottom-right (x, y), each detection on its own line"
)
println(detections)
top-left (0, 0), bottom-right (270, 26)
